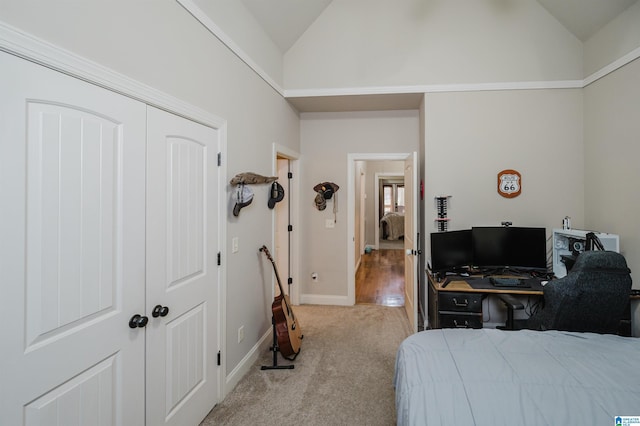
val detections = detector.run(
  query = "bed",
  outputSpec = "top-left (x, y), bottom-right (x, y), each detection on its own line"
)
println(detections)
top-left (394, 328), bottom-right (640, 425)
top-left (381, 212), bottom-right (404, 240)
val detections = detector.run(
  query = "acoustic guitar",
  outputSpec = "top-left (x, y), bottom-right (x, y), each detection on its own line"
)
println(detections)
top-left (259, 245), bottom-right (303, 359)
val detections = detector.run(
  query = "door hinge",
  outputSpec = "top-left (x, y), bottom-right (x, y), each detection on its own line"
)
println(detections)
top-left (217, 252), bottom-right (221, 266)
top-left (288, 224), bottom-right (293, 232)
top-left (288, 277), bottom-right (293, 285)
top-left (288, 172), bottom-right (293, 179)
top-left (217, 350), bottom-right (221, 366)
top-left (217, 152), bottom-right (221, 166)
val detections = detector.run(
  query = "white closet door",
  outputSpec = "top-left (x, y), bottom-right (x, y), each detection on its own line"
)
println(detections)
top-left (0, 52), bottom-right (147, 425)
top-left (146, 106), bottom-right (220, 426)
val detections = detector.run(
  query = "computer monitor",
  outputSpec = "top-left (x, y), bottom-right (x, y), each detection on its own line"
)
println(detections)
top-left (507, 227), bottom-right (547, 270)
top-left (472, 226), bottom-right (547, 271)
top-left (430, 230), bottom-right (473, 272)
top-left (471, 227), bottom-right (509, 270)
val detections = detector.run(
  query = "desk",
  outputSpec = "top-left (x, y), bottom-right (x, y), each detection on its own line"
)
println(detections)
top-left (428, 273), bottom-right (640, 333)
top-left (427, 273), bottom-right (544, 329)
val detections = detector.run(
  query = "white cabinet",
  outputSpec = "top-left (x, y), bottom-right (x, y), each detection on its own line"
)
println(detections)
top-left (0, 51), bottom-right (220, 426)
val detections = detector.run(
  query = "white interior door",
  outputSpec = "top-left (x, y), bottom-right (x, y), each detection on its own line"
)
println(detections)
top-left (146, 106), bottom-right (220, 426)
top-left (404, 153), bottom-right (418, 333)
top-left (275, 158), bottom-right (289, 298)
top-left (0, 52), bottom-right (147, 425)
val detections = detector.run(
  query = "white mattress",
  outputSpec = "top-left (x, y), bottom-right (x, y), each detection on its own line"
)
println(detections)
top-left (394, 328), bottom-right (640, 425)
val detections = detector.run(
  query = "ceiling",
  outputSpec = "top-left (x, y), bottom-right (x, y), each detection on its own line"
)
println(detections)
top-left (239, 0), bottom-right (333, 52)
top-left (241, 0), bottom-right (638, 52)
top-left (238, 0), bottom-right (638, 112)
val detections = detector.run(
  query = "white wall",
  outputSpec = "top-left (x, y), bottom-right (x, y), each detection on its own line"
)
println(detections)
top-left (423, 88), bottom-right (585, 328)
top-left (584, 57), bottom-right (640, 282)
top-left (191, 0), bottom-right (284, 88)
top-left (299, 110), bottom-right (419, 301)
top-left (0, 0), bottom-right (300, 377)
top-left (423, 88), bottom-right (584, 258)
top-left (285, 0), bottom-right (583, 90)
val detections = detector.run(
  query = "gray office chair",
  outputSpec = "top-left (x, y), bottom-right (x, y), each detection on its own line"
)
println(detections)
top-left (500, 251), bottom-right (632, 334)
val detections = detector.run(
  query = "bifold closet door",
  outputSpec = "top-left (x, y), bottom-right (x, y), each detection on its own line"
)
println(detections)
top-left (0, 51), bottom-right (147, 425)
top-left (145, 106), bottom-right (221, 426)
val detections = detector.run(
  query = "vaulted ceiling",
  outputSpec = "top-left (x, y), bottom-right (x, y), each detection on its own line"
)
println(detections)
top-left (240, 0), bottom-right (638, 53)
top-left (235, 0), bottom-right (638, 112)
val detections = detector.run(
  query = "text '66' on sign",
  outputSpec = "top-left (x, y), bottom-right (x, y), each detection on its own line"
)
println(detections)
top-left (497, 169), bottom-right (521, 198)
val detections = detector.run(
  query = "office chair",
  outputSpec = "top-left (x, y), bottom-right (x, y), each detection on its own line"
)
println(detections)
top-left (500, 251), bottom-right (632, 334)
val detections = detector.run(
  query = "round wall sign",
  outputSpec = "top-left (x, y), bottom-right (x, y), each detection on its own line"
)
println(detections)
top-left (497, 169), bottom-right (521, 198)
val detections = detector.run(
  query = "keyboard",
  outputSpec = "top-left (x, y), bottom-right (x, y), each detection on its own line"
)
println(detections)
top-left (490, 277), bottom-right (531, 288)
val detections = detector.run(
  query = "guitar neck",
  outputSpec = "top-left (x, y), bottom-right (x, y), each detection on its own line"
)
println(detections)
top-left (260, 245), bottom-right (289, 299)
top-left (270, 259), bottom-right (287, 296)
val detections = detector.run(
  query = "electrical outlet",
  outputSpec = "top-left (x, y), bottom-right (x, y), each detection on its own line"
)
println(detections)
top-left (325, 219), bottom-right (335, 228)
top-left (238, 325), bottom-right (244, 343)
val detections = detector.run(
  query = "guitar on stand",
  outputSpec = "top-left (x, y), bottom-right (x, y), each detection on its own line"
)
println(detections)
top-left (259, 245), bottom-right (303, 370)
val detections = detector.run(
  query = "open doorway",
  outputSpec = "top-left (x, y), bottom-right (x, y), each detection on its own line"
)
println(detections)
top-left (376, 173), bottom-right (405, 250)
top-left (273, 144), bottom-right (300, 305)
top-left (347, 153), bottom-right (418, 332)
top-left (357, 163), bottom-right (405, 306)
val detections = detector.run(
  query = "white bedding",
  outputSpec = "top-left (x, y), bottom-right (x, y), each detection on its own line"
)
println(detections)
top-left (394, 329), bottom-right (640, 425)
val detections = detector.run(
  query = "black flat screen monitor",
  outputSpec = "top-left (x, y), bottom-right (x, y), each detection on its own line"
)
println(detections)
top-left (430, 230), bottom-right (473, 272)
top-left (472, 227), bottom-right (509, 269)
top-left (508, 227), bottom-right (547, 270)
top-left (472, 226), bottom-right (547, 271)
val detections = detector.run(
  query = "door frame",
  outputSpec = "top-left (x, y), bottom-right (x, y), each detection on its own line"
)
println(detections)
top-left (273, 144), bottom-right (300, 305)
top-left (347, 153), bottom-right (414, 306)
top-left (0, 22), bottom-right (228, 400)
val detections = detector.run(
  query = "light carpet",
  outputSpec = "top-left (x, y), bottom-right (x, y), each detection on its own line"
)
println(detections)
top-left (200, 304), bottom-right (412, 425)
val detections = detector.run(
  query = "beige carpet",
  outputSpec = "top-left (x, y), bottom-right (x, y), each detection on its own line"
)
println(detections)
top-left (201, 304), bottom-right (412, 426)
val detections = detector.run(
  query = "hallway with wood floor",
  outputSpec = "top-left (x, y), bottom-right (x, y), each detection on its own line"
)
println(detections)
top-left (356, 249), bottom-right (405, 307)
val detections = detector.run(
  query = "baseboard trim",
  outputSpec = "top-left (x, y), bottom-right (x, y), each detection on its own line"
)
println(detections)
top-left (223, 327), bottom-right (272, 397)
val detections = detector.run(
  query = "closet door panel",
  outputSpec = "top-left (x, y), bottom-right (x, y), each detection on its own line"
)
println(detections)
top-left (146, 106), bottom-right (220, 426)
top-left (0, 51), bottom-right (146, 426)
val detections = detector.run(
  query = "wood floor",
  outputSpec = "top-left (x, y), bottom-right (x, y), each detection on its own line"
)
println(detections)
top-left (356, 249), bottom-right (405, 306)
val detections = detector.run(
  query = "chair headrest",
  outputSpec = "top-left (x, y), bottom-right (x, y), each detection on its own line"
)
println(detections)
top-left (571, 251), bottom-right (631, 274)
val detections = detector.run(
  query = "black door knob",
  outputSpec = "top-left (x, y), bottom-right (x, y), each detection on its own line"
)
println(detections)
top-left (129, 314), bottom-right (149, 328)
top-left (152, 305), bottom-right (170, 318)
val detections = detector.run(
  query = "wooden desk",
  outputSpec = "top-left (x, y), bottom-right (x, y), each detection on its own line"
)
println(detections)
top-left (427, 274), bottom-right (544, 329)
top-left (428, 274), bottom-right (639, 333)
top-left (435, 278), bottom-right (544, 296)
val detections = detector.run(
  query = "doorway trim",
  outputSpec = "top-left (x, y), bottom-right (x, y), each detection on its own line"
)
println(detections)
top-left (347, 153), bottom-right (412, 305)
top-left (273, 143), bottom-right (300, 305)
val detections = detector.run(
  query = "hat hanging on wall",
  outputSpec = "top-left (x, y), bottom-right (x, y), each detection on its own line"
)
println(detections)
top-left (268, 181), bottom-right (285, 209)
top-left (313, 181), bottom-right (340, 221)
top-left (313, 182), bottom-right (339, 200)
top-left (233, 183), bottom-right (253, 216)
top-left (230, 171), bottom-right (278, 186)
top-left (314, 192), bottom-right (327, 211)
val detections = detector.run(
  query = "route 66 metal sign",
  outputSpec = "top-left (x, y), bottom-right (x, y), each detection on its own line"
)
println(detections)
top-left (497, 169), bottom-right (521, 198)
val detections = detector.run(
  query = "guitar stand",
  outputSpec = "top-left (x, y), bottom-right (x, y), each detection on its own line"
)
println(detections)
top-left (261, 316), bottom-right (298, 370)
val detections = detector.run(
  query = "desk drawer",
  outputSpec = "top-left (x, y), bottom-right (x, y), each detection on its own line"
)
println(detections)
top-left (439, 313), bottom-right (483, 329)
top-left (439, 292), bottom-right (483, 313)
